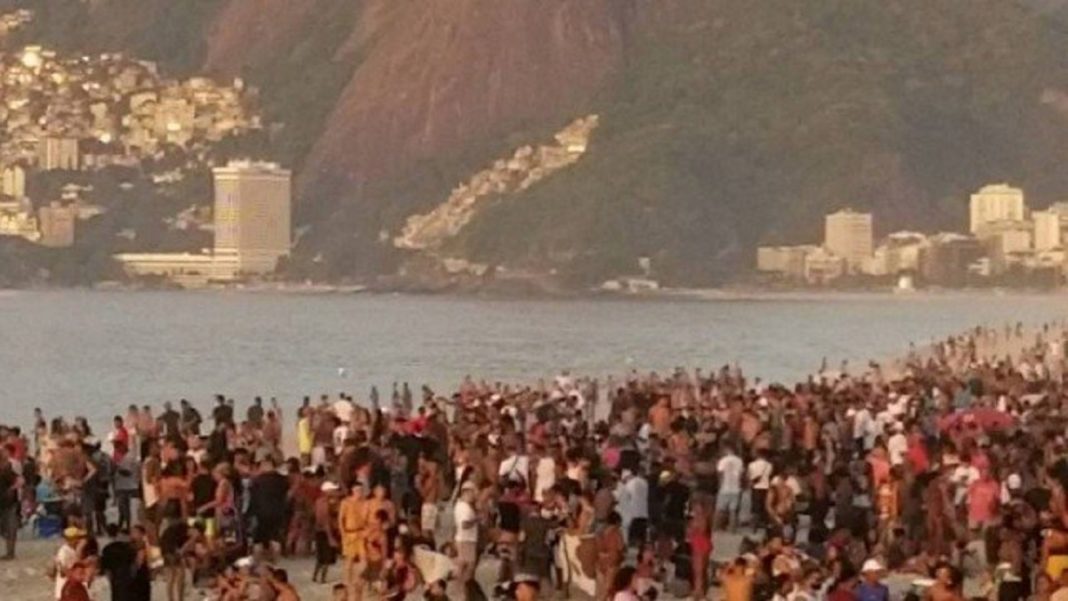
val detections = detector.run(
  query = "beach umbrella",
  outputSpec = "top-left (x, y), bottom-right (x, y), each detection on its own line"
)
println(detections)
top-left (938, 407), bottom-right (1017, 432)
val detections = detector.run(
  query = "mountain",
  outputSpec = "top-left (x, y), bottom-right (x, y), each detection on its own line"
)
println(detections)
top-left (9, 0), bottom-right (1068, 288)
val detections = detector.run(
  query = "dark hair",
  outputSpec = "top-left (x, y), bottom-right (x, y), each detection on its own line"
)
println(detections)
top-left (609, 566), bottom-right (637, 596)
top-left (606, 511), bottom-right (622, 526)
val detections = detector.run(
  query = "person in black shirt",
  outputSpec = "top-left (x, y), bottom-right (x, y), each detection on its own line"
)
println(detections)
top-left (207, 421), bottom-right (230, 466)
top-left (247, 456), bottom-right (290, 560)
top-left (159, 520), bottom-right (192, 601)
top-left (99, 524), bottom-right (151, 601)
top-left (212, 396), bottom-right (233, 428)
top-left (247, 398), bottom-right (265, 428)
top-left (0, 447), bottom-right (18, 559)
top-left (656, 470), bottom-right (691, 542)
top-left (179, 400), bottom-right (202, 436)
top-left (159, 402), bottom-right (181, 440)
top-left (497, 480), bottom-right (525, 582)
top-left (190, 460), bottom-right (216, 518)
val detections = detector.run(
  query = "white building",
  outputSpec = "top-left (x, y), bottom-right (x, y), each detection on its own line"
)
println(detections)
top-left (36, 136), bottom-right (80, 171)
top-left (825, 209), bottom-right (873, 271)
top-left (757, 245), bottom-right (815, 279)
top-left (212, 160), bottom-right (292, 277)
top-left (970, 183), bottom-right (1026, 235)
top-left (1034, 209), bottom-right (1062, 251)
top-left (1, 165), bottom-right (25, 198)
top-left (115, 160), bottom-right (292, 287)
top-left (803, 247), bottom-right (846, 284)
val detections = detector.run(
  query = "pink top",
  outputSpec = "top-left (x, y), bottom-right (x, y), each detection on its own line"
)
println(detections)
top-left (602, 447), bottom-right (621, 470)
top-left (967, 479), bottom-right (999, 524)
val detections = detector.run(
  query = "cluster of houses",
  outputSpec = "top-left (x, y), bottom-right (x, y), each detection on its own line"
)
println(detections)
top-left (0, 24), bottom-right (262, 249)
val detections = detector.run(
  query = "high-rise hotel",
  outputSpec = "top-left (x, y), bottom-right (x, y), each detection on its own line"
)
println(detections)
top-left (213, 160), bottom-right (292, 276)
top-left (114, 160), bottom-right (292, 285)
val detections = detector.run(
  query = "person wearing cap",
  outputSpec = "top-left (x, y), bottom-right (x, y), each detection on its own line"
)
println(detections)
top-left (510, 573), bottom-right (541, 601)
top-left (53, 527), bottom-right (86, 601)
top-left (856, 559), bottom-right (889, 601)
top-left (313, 480), bottom-right (342, 583)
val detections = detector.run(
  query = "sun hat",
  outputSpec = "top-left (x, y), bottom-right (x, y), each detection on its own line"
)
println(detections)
top-left (862, 559), bottom-right (884, 573)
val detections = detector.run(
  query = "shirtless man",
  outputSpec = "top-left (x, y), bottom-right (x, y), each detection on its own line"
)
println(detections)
top-left (416, 454), bottom-right (442, 544)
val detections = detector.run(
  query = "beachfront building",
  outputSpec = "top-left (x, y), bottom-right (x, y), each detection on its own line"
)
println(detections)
top-left (970, 183), bottom-right (1026, 235)
top-left (825, 209), bottom-right (873, 272)
top-left (1034, 203), bottom-right (1068, 252)
top-left (756, 245), bottom-right (815, 280)
top-left (1034, 210), bottom-right (1062, 252)
top-left (803, 247), bottom-right (846, 284)
top-left (212, 160), bottom-right (292, 276)
top-left (920, 233), bottom-right (985, 286)
top-left (1, 165), bottom-right (26, 198)
top-left (37, 201), bottom-right (75, 247)
top-left (36, 136), bottom-right (80, 171)
top-left (865, 231), bottom-right (928, 277)
top-left (0, 196), bottom-right (38, 240)
top-left (114, 159), bottom-right (291, 286)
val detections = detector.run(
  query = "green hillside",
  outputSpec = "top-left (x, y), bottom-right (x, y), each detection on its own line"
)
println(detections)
top-left (452, 0), bottom-right (1068, 285)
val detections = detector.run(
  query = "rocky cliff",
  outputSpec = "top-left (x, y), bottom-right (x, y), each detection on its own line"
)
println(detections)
top-left (302, 0), bottom-right (625, 185)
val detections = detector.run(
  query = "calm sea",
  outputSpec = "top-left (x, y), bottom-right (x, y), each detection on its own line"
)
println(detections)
top-left (0, 289), bottom-right (1064, 429)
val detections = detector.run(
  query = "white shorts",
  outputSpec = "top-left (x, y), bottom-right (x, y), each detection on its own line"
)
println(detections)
top-left (421, 502), bottom-right (439, 533)
top-left (311, 446), bottom-right (327, 468)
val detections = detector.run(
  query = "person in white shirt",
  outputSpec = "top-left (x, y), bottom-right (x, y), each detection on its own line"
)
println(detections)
top-left (53, 528), bottom-right (84, 600)
top-left (887, 422), bottom-right (908, 466)
top-left (332, 397), bottom-right (354, 425)
top-left (533, 451), bottom-right (556, 503)
top-left (746, 451), bottom-right (773, 525)
top-left (332, 422), bottom-right (351, 451)
top-left (716, 446), bottom-right (744, 530)
top-left (453, 482), bottom-right (480, 594)
top-left (615, 470), bottom-right (648, 545)
top-left (498, 448), bottom-right (530, 484)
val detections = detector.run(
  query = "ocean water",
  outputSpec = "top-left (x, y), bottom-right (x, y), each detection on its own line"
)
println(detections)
top-left (0, 289), bottom-right (1064, 429)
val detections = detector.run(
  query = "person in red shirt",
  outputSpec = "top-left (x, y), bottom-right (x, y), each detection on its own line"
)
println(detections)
top-left (967, 469), bottom-right (1000, 532)
top-left (110, 416), bottom-right (130, 462)
top-left (59, 560), bottom-right (92, 601)
top-left (827, 570), bottom-right (859, 601)
top-left (905, 425), bottom-right (929, 473)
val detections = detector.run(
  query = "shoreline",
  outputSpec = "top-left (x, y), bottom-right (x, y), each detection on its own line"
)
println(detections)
top-left (4, 282), bottom-right (1068, 303)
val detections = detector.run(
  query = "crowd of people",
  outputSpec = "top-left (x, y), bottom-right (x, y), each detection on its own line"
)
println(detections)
top-left (3, 321), bottom-right (1068, 601)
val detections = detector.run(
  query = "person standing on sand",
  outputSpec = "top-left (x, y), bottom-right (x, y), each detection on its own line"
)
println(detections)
top-left (417, 452), bottom-right (442, 544)
top-left (595, 511), bottom-right (626, 601)
top-left (339, 482), bottom-right (369, 601)
top-left (689, 499), bottom-right (714, 600)
top-left (0, 446), bottom-right (20, 560)
top-left (454, 481), bottom-right (481, 601)
top-left (247, 456), bottom-right (289, 561)
top-left (298, 407), bottom-right (313, 467)
top-left (313, 481), bottom-right (341, 583)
